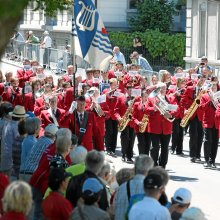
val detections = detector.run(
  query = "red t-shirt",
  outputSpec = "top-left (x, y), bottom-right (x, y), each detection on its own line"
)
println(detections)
top-left (42, 191), bottom-right (73, 220)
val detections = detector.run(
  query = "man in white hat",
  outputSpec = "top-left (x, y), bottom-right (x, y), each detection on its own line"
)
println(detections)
top-left (41, 30), bottom-right (52, 69)
top-left (0, 105), bottom-right (28, 176)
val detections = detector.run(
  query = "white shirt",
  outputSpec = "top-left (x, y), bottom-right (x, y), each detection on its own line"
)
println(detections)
top-left (43, 35), bottom-right (52, 48)
top-left (129, 196), bottom-right (171, 220)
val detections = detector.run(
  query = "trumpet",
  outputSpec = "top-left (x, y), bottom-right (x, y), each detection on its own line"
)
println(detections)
top-left (35, 87), bottom-right (45, 98)
top-left (106, 86), bottom-right (119, 96)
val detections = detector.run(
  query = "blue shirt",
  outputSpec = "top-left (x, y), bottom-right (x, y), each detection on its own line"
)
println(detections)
top-left (137, 56), bottom-right (153, 72)
top-left (114, 174), bottom-right (146, 220)
top-left (20, 135), bottom-right (37, 171)
top-left (20, 136), bottom-right (54, 173)
top-left (114, 52), bottom-right (126, 66)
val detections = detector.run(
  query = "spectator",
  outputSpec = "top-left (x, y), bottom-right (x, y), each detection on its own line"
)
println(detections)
top-left (19, 118), bottom-right (41, 175)
top-left (41, 31), bottom-right (52, 69)
top-left (42, 168), bottom-right (73, 220)
top-left (133, 37), bottom-right (144, 54)
top-left (132, 51), bottom-right (153, 72)
top-left (26, 31), bottom-right (40, 60)
top-left (69, 178), bottom-right (110, 220)
top-left (12, 119), bottom-right (26, 180)
top-left (195, 56), bottom-right (214, 76)
top-left (129, 168), bottom-right (170, 220)
top-left (111, 46), bottom-right (126, 66)
top-left (114, 155), bottom-right (154, 220)
top-left (66, 150), bottom-right (109, 211)
top-left (11, 30), bottom-right (25, 58)
top-left (0, 181), bottom-right (32, 220)
top-left (170, 188), bottom-right (192, 220)
top-left (180, 207), bottom-right (207, 220)
top-left (19, 123), bottom-right (58, 181)
top-left (1, 105), bottom-right (28, 177)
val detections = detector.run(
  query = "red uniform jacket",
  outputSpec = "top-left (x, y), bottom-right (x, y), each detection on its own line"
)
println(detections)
top-left (40, 108), bottom-right (66, 129)
top-left (180, 86), bottom-right (203, 121)
top-left (132, 101), bottom-right (149, 133)
top-left (0, 83), bottom-right (5, 96)
top-left (146, 96), bottom-right (175, 135)
top-left (60, 111), bottom-right (104, 151)
top-left (2, 89), bottom-right (22, 107)
top-left (23, 92), bottom-right (35, 112)
top-left (215, 103), bottom-right (220, 137)
top-left (34, 97), bottom-right (45, 116)
top-left (63, 87), bottom-right (75, 110)
top-left (200, 93), bottom-right (218, 129)
top-left (114, 95), bottom-right (138, 128)
top-left (16, 69), bottom-right (33, 88)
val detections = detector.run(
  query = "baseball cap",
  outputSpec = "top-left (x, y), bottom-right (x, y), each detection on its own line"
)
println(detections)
top-left (48, 168), bottom-right (72, 186)
top-left (82, 178), bottom-right (103, 195)
top-left (45, 124), bottom-right (58, 136)
top-left (172, 188), bottom-right (192, 205)
top-left (144, 173), bottom-right (163, 189)
top-left (201, 56), bottom-right (208, 60)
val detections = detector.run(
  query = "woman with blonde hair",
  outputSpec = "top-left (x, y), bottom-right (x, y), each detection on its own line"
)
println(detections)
top-left (1, 181), bottom-right (32, 220)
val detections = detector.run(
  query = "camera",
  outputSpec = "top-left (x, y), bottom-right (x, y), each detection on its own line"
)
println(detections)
top-left (200, 62), bottom-right (205, 66)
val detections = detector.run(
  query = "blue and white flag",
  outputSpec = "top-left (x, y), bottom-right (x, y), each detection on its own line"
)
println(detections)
top-left (72, 0), bottom-right (112, 68)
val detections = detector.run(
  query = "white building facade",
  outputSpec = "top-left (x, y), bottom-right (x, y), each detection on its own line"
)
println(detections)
top-left (185, 0), bottom-right (220, 76)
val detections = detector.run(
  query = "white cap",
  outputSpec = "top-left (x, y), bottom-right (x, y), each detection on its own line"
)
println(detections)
top-left (180, 207), bottom-right (207, 220)
top-left (173, 188), bottom-right (192, 205)
top-left (43, 30), bottom-right (49, 35)
top-left (29, 31), bottom-right (33, 35)
top-left (45, 124), bottom-right (58, 136)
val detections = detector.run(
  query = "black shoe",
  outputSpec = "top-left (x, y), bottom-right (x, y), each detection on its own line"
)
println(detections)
top-left (126, 158), bottom-right (134, 164)
top-left (190, 158), bottom-right (196, 163)
top-left (170, 150), bottom-right (175, 154)
top-left (110, 151), bottom-right (117, 157)
top-left (211, 163), bottom-right (217, 168)
top-left (121, 156), bottom-right (126, 162)
top-left (203, 162), bottom-right (211, 168)
top-left (195, 158), bottom-right (201, 162)
top-left (176, 152), bottom-right (184, 156)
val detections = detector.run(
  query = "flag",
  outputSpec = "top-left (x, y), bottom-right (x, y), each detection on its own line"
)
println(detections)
top-left (72, 0), bottom-right (112, 68)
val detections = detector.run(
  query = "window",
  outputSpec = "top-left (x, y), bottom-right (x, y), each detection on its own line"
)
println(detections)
top-left (128, 0), bottom-right (139, 9)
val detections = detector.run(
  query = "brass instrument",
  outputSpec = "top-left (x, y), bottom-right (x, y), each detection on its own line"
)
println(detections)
top-left (118, 98), bottom-right (135, 132)
top-left (180, 83), bottom-right (211, 127)
top-left (149, 87), bottom-right (175, 122)
top-left (35, 87), bottom-right (45, 98)
top-left (208, 90), bottom-right (220, 109)
top-left (106, 86), bottom-right (119, 96)
top-left (139, 114), bottom-right (149, 133)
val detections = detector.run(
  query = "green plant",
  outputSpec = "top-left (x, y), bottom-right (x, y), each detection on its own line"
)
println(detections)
top-left (109, 30), bottom-right (186, 66)
top-left (129, 0), bottom-right (175, 33)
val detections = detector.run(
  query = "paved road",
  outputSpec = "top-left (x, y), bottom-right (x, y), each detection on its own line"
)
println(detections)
top-left (1, 60), bottom-right (220, 219)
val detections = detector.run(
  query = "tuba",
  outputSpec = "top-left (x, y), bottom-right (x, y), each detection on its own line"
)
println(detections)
top-left (149, 87), bottom-right (175, 122)
top-left (139, 114), bottom-right (149, 133)
top-left (118, 98), bottom-right (135, 132)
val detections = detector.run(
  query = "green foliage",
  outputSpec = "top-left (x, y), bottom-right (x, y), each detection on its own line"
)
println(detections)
top-left (34, 0), bottom-right (71, 16)
top-left (109, 30), bottom-right (185, 66)
top-left (129, 0), bottom-right (175, 33)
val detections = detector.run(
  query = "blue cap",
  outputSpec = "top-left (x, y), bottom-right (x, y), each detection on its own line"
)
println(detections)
top-left (26, 111), bottom-right (36, 118)
top-left (82, 178), bottom-right (103, 195)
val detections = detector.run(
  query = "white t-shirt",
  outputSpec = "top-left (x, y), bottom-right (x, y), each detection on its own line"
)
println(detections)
top-left (129, 196), bottom-right (171, 220)
top-left (43, 35), bottom-right (52, 48)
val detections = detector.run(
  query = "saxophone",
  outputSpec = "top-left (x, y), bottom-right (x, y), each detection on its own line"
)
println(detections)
top-left (180, 90), bottom-right (204, 127)
top-left (139, 114), bottom-right (149, 133)
top-left (118, 99), bottom-right (135, 132)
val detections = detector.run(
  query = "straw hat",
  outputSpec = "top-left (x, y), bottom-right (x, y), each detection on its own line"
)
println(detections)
top-left (9, 105), bottom-right (28, 118)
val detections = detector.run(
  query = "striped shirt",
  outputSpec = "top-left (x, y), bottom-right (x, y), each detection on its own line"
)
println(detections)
top-left (20, 136), bottom-right (54, 173)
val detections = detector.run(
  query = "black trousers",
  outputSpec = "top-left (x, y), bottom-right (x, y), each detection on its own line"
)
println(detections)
top-left (203, 127), bottom-right (219, 163)
top-left (121, 125), bottom-right (135, 159)
top-left (171, 118), bottom-right (184, 154)
top-left (105, 118), bottom-right (118, 153)
top-left (150, 133), bottom-right (171, 168)
top-left (136, 132), bottom-right (151, 155)
top-left (189, 116), bottom-right (204, 158)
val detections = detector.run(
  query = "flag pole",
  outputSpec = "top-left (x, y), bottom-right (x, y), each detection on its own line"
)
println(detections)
top-left (71, 0), bottom-right (77, 135)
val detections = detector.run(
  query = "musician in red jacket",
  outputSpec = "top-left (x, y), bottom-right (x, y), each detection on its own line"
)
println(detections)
top-left (102, 78), bottom-right (119, 156)
top-left (180, 75), bottom-right (205, 162)
top-left (40, 95), bottom-right (65, 129)
top-left (146, 83), bottom-right (177, 168)
top-left (202, 82), bottom-right (219, 168)
top-left (169, 78), bottom-right (186, 155)
top-left (61, 95), bottom-right (104, 151)
top-left (114, 84), bottom-right (136, 163)
top-left (16, 59), bottom-right (35, 88)
top-left (132, 89), bottom-right (151, 155)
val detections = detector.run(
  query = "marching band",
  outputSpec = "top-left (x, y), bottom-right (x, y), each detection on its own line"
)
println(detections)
top-left (1, 57), bottom-right (219, 169)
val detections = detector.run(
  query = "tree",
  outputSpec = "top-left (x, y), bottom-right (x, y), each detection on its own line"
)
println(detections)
top-left (0, 0), bottom-right (71, 58)
top-left (129, 0), bottom-right (175, 33)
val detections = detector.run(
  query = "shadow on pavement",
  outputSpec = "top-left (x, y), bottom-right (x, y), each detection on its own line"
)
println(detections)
top-left (169, 175), bottom-right (198, 182)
